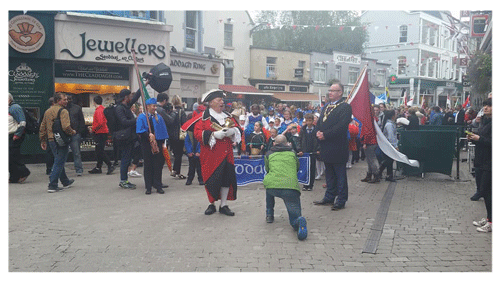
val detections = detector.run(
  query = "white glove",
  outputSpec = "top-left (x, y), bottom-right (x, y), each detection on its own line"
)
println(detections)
top-left (213, 130), bottom-right (226, 139)
top-left (224, 128), bottom-right (236, 137)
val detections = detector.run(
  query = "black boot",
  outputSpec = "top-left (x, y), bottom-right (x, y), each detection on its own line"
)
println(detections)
top-left (368, 172), bottom-right (381, 183)
top-left (361, 173), bottom-right (372, 182)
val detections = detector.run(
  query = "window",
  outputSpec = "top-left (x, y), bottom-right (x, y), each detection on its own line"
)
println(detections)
top-left (399, 25), bottom-right (408, 43)
top-left (224, 60), bottom-right (234, 85)
top-left (420, 59), bottom-right (427, 76)
top-left (313, 63), bottom-right (326, 83)
top-left (376, 69), bottom-right (386, 87)
top-left (428, 59), bottom-right (435, 78)
top-left (398, 56), bottom-right (407, 75)
top-left (224, 23), bottom-right (233, 47)
top-left (185, 11), bottom-right (198, 50)
top-left (443, 30), bottom-right (450, 50)
top-left (429, 27), bottom-right (437, 46)
top-left (266, 57), bottom-right (277, 78)
top-left (334, 65), bottom-right (341, 80)
top-left (348, 67), bottom-right (359, 84)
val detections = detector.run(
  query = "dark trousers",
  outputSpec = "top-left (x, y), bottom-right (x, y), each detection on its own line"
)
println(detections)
top-left (187, 156), bottom-right (203, 183)
top-left (266, 189), bottom-right (302, 228)
top-left (171, 139), bottom-right (185, 174)
top-left (118, 141), bottom-right (133, 181)
top-left (131, 141), bottom-right (142, 166)
top-left (353, 138), bottom-right (361, 162)
top-left (9, 134), bottom-right (30, 182)
top-left (476, 168), bottom-right (492, 222)
top-left (140, 137), bottom-right (165, 191)
top-left (379, 153), bottom-right (394, 177)
top-left (304, 154), bottom-right (316, 188)
top-left (94, 134), bottom-right (112, 169)
top-left (323, 162), bottom-right (348, 206)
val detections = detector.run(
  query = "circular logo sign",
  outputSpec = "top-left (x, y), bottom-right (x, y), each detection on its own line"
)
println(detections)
top-left (8, 15), bottom-right (46, 53)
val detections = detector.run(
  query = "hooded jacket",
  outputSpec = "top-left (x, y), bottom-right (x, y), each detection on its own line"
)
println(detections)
top-left (263, 143), bottom-right (300, 192)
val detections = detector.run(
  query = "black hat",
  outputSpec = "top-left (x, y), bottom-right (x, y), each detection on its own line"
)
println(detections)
top-left (201, 89), bottom-right (226, 103)
top-left (119, 89), bottom-right (132, 98)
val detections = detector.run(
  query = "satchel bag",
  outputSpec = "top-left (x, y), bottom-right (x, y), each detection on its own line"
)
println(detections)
top-left (52, 108), bottom-right (72, 147)
top-left (178, 109), bottom-right (186, 140)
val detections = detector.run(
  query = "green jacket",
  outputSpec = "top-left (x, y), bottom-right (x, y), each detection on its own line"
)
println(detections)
top-left (263, 144), bottom-right (300, 192)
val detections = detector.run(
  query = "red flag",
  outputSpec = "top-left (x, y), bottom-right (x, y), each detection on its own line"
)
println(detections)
top-left (347, 69), bottom-right (376, 144)
top-left (462, 95), bottom-right (470, 108)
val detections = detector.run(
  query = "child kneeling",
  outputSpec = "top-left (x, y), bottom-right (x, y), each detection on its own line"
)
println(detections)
top-left (263, 135), bottom-right (307, 240)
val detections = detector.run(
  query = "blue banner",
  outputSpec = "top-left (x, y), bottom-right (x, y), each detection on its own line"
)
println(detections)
top-left (234, 154), bottom-right (310, 186)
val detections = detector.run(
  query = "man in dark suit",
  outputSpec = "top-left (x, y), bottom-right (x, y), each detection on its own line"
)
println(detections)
top-left (455, 104), bottom-right (466, 125)
top-left (314, 83), bottom-right (352, 210)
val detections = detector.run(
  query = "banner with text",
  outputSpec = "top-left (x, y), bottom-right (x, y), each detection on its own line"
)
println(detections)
top-left (235, 154), bottom-right (310, 186)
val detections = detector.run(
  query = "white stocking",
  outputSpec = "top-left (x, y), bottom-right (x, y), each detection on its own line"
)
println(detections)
top-left (220, 187), bottom-right (230, 207)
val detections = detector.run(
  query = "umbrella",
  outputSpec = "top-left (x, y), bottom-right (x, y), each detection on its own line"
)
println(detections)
top-left (162, 145), bottom-right (172, 172)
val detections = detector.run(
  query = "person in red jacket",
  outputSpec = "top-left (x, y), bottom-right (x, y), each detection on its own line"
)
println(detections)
top-left (88, 96), bottom-right (115, 175)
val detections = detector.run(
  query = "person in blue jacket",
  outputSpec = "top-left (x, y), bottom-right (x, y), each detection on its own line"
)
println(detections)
top-left (185, 129), bottom-right (204, 185)
top-left (136, 98), bottom-right (169, 195)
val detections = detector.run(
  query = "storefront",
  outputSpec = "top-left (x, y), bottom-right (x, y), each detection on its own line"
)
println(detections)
top-left (54, 12), bottom-right (173, 121)
top-left (168, 51), bottom-right (222, 110)
top-left (9, 11), bottom-right (57, 156)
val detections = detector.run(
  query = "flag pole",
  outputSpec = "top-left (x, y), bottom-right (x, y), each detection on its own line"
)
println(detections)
top-left (345, 63), bottom-right (369, 102)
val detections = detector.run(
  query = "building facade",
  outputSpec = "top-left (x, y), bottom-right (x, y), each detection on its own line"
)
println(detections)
top-left (361, 10), bottom-right (463, 108)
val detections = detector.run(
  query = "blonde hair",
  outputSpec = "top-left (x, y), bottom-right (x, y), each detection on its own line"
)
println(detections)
top-left (171, 95), bottom-right (182, 107)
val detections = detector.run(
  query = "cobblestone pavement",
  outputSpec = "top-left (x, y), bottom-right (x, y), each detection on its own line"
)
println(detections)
top-left (9, 157), bottom-right (492, 272)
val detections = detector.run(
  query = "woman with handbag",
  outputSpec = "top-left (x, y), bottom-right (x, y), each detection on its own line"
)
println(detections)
top-left (169, 95), bottom-right (187, 179)
top-left (136, 98), bottom-right (169, 195)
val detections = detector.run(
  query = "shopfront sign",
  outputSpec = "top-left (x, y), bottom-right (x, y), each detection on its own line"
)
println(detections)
top-left (55, 63), bottom-right (129, 80)
top-left (258, 84), bottom-right (286, 91)
top-left (290, 85), bottom-right (308, 92)
top-left (55, 16), bottom-right (170, 65)
top-left (8, 15), bottom-right (46, 54)
top-left (333, 52), bottom-right (361, 65)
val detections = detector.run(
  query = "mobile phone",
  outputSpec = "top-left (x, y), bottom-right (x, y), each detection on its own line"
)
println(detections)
top-left (465, 130), bottom-right (473, 135)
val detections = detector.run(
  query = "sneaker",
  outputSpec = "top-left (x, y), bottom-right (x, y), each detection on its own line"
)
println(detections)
top-left (315, 176), bottom-right (321, 180)
top-left (128, 170), bottom-right (142, 177)
top-left (106, 165), bottom-right (115, 175)
top-left (476, 222), bottom-right (492, 233)
top-left (62, 179), bottom-right (75, 188)
top-left (119, 181), bottom-right (136, 189)
top-left (296, 216), bottom-right (308, 241)
top-left (47, 187), bottom-right (63, 193)
top-left (473, 218), bottom-right (488, 227)
top-left (76, 173), bottom-right (83, 177)
top-left (266, 216), bottom-right (274, 223)
top-left (88, 167), bottom-right (102, 174)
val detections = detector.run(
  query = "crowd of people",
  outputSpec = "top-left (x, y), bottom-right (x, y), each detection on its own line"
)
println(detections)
top-left (8, 81), bottom-right (492, 238)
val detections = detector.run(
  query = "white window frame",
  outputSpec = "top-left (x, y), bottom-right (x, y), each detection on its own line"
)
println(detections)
top-left (185, 11), bottom-right (199, 51)
top-left (266, 57), bottom-right (277, 78)
top-left (313, 63), bottom-right (326, 83)
top-left (399, 25), bottom-right (408, 43)
top-left (348, 67), bottom-right (359, 85)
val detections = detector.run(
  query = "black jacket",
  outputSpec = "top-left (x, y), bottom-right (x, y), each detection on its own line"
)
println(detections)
top-left (298, 125), bottom-right (320, 154)
top-left (455, 109), bottom-right (465, 125)
top-left (66, 103), bottom-right (86, 136)
top-left (115, 90), bottom-right (141, 143)
top-left (316, 99), bottom-right (352, 164)
top-left (168, 106), bottom-right (187, 141)
top-left (405, 114), bottom-right (420, 130)
top-left (472, 117), bottom-right (492, 171)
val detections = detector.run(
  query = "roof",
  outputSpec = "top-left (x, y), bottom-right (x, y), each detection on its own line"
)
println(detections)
top-left (273, 92), bottom-right (320, 102)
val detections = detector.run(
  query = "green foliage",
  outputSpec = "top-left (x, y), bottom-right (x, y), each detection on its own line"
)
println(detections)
top-left (468, 51), bottom-right (492, 95)
top-left (252, 10), bottom-right (367, 54)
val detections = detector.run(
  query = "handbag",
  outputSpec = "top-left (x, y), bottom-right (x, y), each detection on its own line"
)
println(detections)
top-left (178, 109), bottom-right (186, 140)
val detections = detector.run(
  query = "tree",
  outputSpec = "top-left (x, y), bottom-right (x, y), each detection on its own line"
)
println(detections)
top-left (252, 10), bottom-right (368, 54)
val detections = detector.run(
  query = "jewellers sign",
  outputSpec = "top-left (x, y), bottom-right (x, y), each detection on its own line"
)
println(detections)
top-left (333, 53), bottom-right (361, 65)
top-left (55, 19), bottom-right (169, 65)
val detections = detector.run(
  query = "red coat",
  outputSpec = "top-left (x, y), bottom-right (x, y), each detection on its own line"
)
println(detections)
top-left (92, 105), bottom-right (109, 134)
top-left (184, 109), bottom-right (242, 203)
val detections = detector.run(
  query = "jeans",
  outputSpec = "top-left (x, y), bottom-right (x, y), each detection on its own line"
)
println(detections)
top-left (323, 162), bottom-right (348, 206)
top-left (69, 133), bottom-right (83, 174)
top-left (48, 141), bottom-right (71, 188)
top-left (266, 189), bottom-right (302, 228)
top-left (118, 142), bottom-right (133, 181)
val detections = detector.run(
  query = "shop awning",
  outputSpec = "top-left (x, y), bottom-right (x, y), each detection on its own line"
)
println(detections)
top-left (273, 92), bottom-right (320, 102)
top-left (55, 83), bottom-right (129, 95)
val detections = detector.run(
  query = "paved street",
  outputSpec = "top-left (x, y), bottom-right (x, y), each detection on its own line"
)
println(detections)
top-left (9, 156), bottom-right (492, 272)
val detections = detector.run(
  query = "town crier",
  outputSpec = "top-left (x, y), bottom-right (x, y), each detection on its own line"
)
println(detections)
top-left (181, 89), bottom-right (242, 216)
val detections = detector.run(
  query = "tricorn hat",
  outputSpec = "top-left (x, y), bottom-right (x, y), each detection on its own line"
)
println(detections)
top-left (201, 89), bottom-right (226, 103)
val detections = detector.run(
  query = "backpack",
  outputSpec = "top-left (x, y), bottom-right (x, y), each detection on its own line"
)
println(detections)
top-left (103, 104), bottom-right (118, 133)
top-left (52, 108), bottom-right (72, 147)
top-left (22, 107), bottom-right (39, 134)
